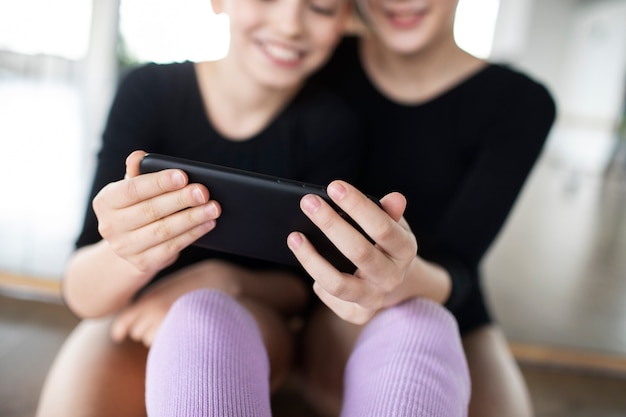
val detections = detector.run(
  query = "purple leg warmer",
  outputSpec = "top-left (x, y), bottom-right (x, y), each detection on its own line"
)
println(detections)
top-left (341, 298), bottom-right (471, 417)
top-left (145, 289), bottom-right (271, 417)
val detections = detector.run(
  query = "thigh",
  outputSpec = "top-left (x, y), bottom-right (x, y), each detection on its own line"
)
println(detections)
top-left (36, 318), bottom-right (148, 417)
top-left (297, 303), bottom-right (363, 417)
top-left (463, 325), bottom-right (534, 417)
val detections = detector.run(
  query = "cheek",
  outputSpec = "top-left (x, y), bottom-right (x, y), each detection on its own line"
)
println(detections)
top-left (227, 7), bottom-right (260, 33)
top-left (309, 19), bottom-right (346, 51)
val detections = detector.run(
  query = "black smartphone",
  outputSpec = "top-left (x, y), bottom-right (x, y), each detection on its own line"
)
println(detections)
top-left (139, 153), bottom-right (378, 273)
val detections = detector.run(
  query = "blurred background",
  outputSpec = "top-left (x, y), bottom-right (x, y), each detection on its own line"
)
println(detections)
top-left (0, 0), bottom-right (626, 415)
top-left (1, 0), bottom-right (623, 277)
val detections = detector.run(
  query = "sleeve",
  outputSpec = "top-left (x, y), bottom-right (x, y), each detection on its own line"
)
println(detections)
top-left (434, 77), bottom-right (557, 313)
top-left (75, 63), bottom-right (165, 248)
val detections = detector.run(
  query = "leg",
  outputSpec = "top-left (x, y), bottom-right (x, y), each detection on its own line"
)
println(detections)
top-left (340, 298), bottom-right (470, 417)
top-left (463, 325), bottom-right (534, 417)
top-left (35, 318), bottom-right (148, 417)
top-left (145, 289), bottom-right (272, 417)
top-left (299, 299), bottom-right (471, 417)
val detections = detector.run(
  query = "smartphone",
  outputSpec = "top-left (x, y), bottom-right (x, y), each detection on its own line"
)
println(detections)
top-left (139, 153), bottom-right (377, 273)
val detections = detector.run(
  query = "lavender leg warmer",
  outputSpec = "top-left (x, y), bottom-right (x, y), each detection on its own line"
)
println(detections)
top-left (145, 289), bottom-right (272, 417)
top-left (341, 298), bottom-right (471, 417)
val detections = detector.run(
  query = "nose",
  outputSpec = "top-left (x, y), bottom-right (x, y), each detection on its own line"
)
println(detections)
top-left (275, 0), bottom-right (304, 37)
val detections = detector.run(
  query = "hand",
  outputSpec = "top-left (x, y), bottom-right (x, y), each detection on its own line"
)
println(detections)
top-left (110, 260), bottom-right (241, 346)
top-left (93, 150), bottom-right (221, 276)
top-left (288, 180), bottom-right (418, 325)
top-left (110, 259), bottom-right (311, 346)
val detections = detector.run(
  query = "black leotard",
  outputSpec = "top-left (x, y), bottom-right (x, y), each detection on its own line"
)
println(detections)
top-left (75, 61), bottom-right (362, 287)
top-left (314, 37), bottom-right (556, 333)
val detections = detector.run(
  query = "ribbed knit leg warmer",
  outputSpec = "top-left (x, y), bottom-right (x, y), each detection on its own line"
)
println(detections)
top-left (341, 298), bottom-right (471, 417)
top-left (145, 289), bottom-right (272, 417)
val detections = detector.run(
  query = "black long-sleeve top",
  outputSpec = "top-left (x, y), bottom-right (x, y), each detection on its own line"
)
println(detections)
top-left (314, 37), bottom-right (556, 333)
top-left (75, 61), bottom-right (362, 287)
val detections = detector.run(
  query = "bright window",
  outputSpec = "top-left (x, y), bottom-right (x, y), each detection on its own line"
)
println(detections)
top-left (455, 0), bottom-right (500, 59)
top-left (119, 0), bottom-right (229, 63)
top-left (0, 1), bottom-right (92, 60)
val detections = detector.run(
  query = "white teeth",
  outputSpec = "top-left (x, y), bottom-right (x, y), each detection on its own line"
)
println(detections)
top-left (394, 11), bottom-right (417, 19)
top-left (265, 43), bottom-right (300, 62)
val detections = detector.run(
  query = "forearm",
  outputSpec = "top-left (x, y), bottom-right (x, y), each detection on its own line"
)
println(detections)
top-left (63, 240), bottom-right (155, 318)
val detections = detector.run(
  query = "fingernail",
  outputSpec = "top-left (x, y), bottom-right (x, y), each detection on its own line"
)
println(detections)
top-left (328, 182), bottom-right (346, 200)
top-left (204, 202), bottom-right (218, 217)
top-left (288, 232), bottom-right (303, 249)
top-left (172, 171), bottom-right (185, 187)
top-left (302, 195), bottom-right (321, 214)
top-left (193, 187), bottom-right (206, 204)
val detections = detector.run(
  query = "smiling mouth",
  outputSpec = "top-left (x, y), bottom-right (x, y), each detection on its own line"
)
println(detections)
top-left (384, 8), bottom-right (426, 28)
top-left (261, 42), bottom-right (304, 66)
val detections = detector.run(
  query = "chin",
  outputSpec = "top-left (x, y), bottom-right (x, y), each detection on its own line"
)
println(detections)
top-left (378, 39), bottom-right (424, 55)
top-left (258, 75), bottom-right (303, 91)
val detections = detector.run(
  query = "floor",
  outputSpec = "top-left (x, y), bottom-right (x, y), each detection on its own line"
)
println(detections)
top-left (2, 294), bottom-right (626, 417)
top-left (1, 140), bottom-right (626, 416)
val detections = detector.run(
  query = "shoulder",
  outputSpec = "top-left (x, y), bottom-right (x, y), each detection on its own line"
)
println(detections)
top-left (458, 64), bottom-right (556, 133)
top-left (117, 61), bottom-right (194, 93)
top-left (109, 61), bottom-right (197, 119)
top-left (481, 64), bottom-right (556, 114)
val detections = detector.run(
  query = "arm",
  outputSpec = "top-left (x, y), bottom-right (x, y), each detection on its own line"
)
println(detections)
top-left (419, 77), bottom-right (557, 313)
top-left (63, 151), bottom-right (220, 318)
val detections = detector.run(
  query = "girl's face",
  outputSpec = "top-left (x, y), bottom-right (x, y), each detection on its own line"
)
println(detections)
top-left (215, 0), bottom-right (350, 89)
top-left (358, 0), bottom-right (459, 55)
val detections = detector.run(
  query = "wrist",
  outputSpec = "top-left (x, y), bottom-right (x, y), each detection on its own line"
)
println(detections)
top-left (385, 256), bottom-right (452, 308)
top-left (411, 256), bottom-right (452, 304)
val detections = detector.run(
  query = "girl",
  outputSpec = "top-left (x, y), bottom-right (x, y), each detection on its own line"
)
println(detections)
top-left (289, 0), bottom-right (556, 416)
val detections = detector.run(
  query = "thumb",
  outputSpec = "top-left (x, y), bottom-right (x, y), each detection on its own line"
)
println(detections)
top-left (379, 192), bottom-right (407, 223)
top-left (124, 150), bottom-right (147, 179)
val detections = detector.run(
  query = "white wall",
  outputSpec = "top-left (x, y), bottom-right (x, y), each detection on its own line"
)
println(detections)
top-left (0, 0), bottom-right (119, 279)
top-left (493, 0), bottom-right (626, 173)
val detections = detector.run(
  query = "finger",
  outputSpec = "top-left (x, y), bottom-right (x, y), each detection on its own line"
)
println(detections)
top-left (288, 231), bottom-right (373, 305)
top-left (110, 309), bottom-right (137, 342)
top-left (120, 219), bottom-right (217, 273)
top-left (125, 203), bottom-right (218, 252)
top-left (288, 230), bottom-right (346, 280)
top-left (143, 325), bottom-right (159, 347)
top-left (117, 184), bottom-right (217, 231)
top-left (313, 283), bottom-right (376, 325)
top-left (299, 193), bottom-right (387, 274)
top-left (125, 150), bottom-right (146, 178)
top-left (129, 315), bottom-right (151, 344)
top-left (379, 192), bottom-right (407, 223)
top-left (326, 180), bottom-right (417, 263)
top-left (96, 169), bottom-right (190, 213)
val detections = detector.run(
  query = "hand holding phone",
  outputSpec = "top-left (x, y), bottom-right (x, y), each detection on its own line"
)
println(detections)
top-left (139, 153), bottom-right (378, 273)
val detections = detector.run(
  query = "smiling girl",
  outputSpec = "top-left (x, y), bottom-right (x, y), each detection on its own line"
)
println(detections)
top-left (35, 0), bottom-right (363, 415)
top-left (290, 0), bottom-right (557, 416)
